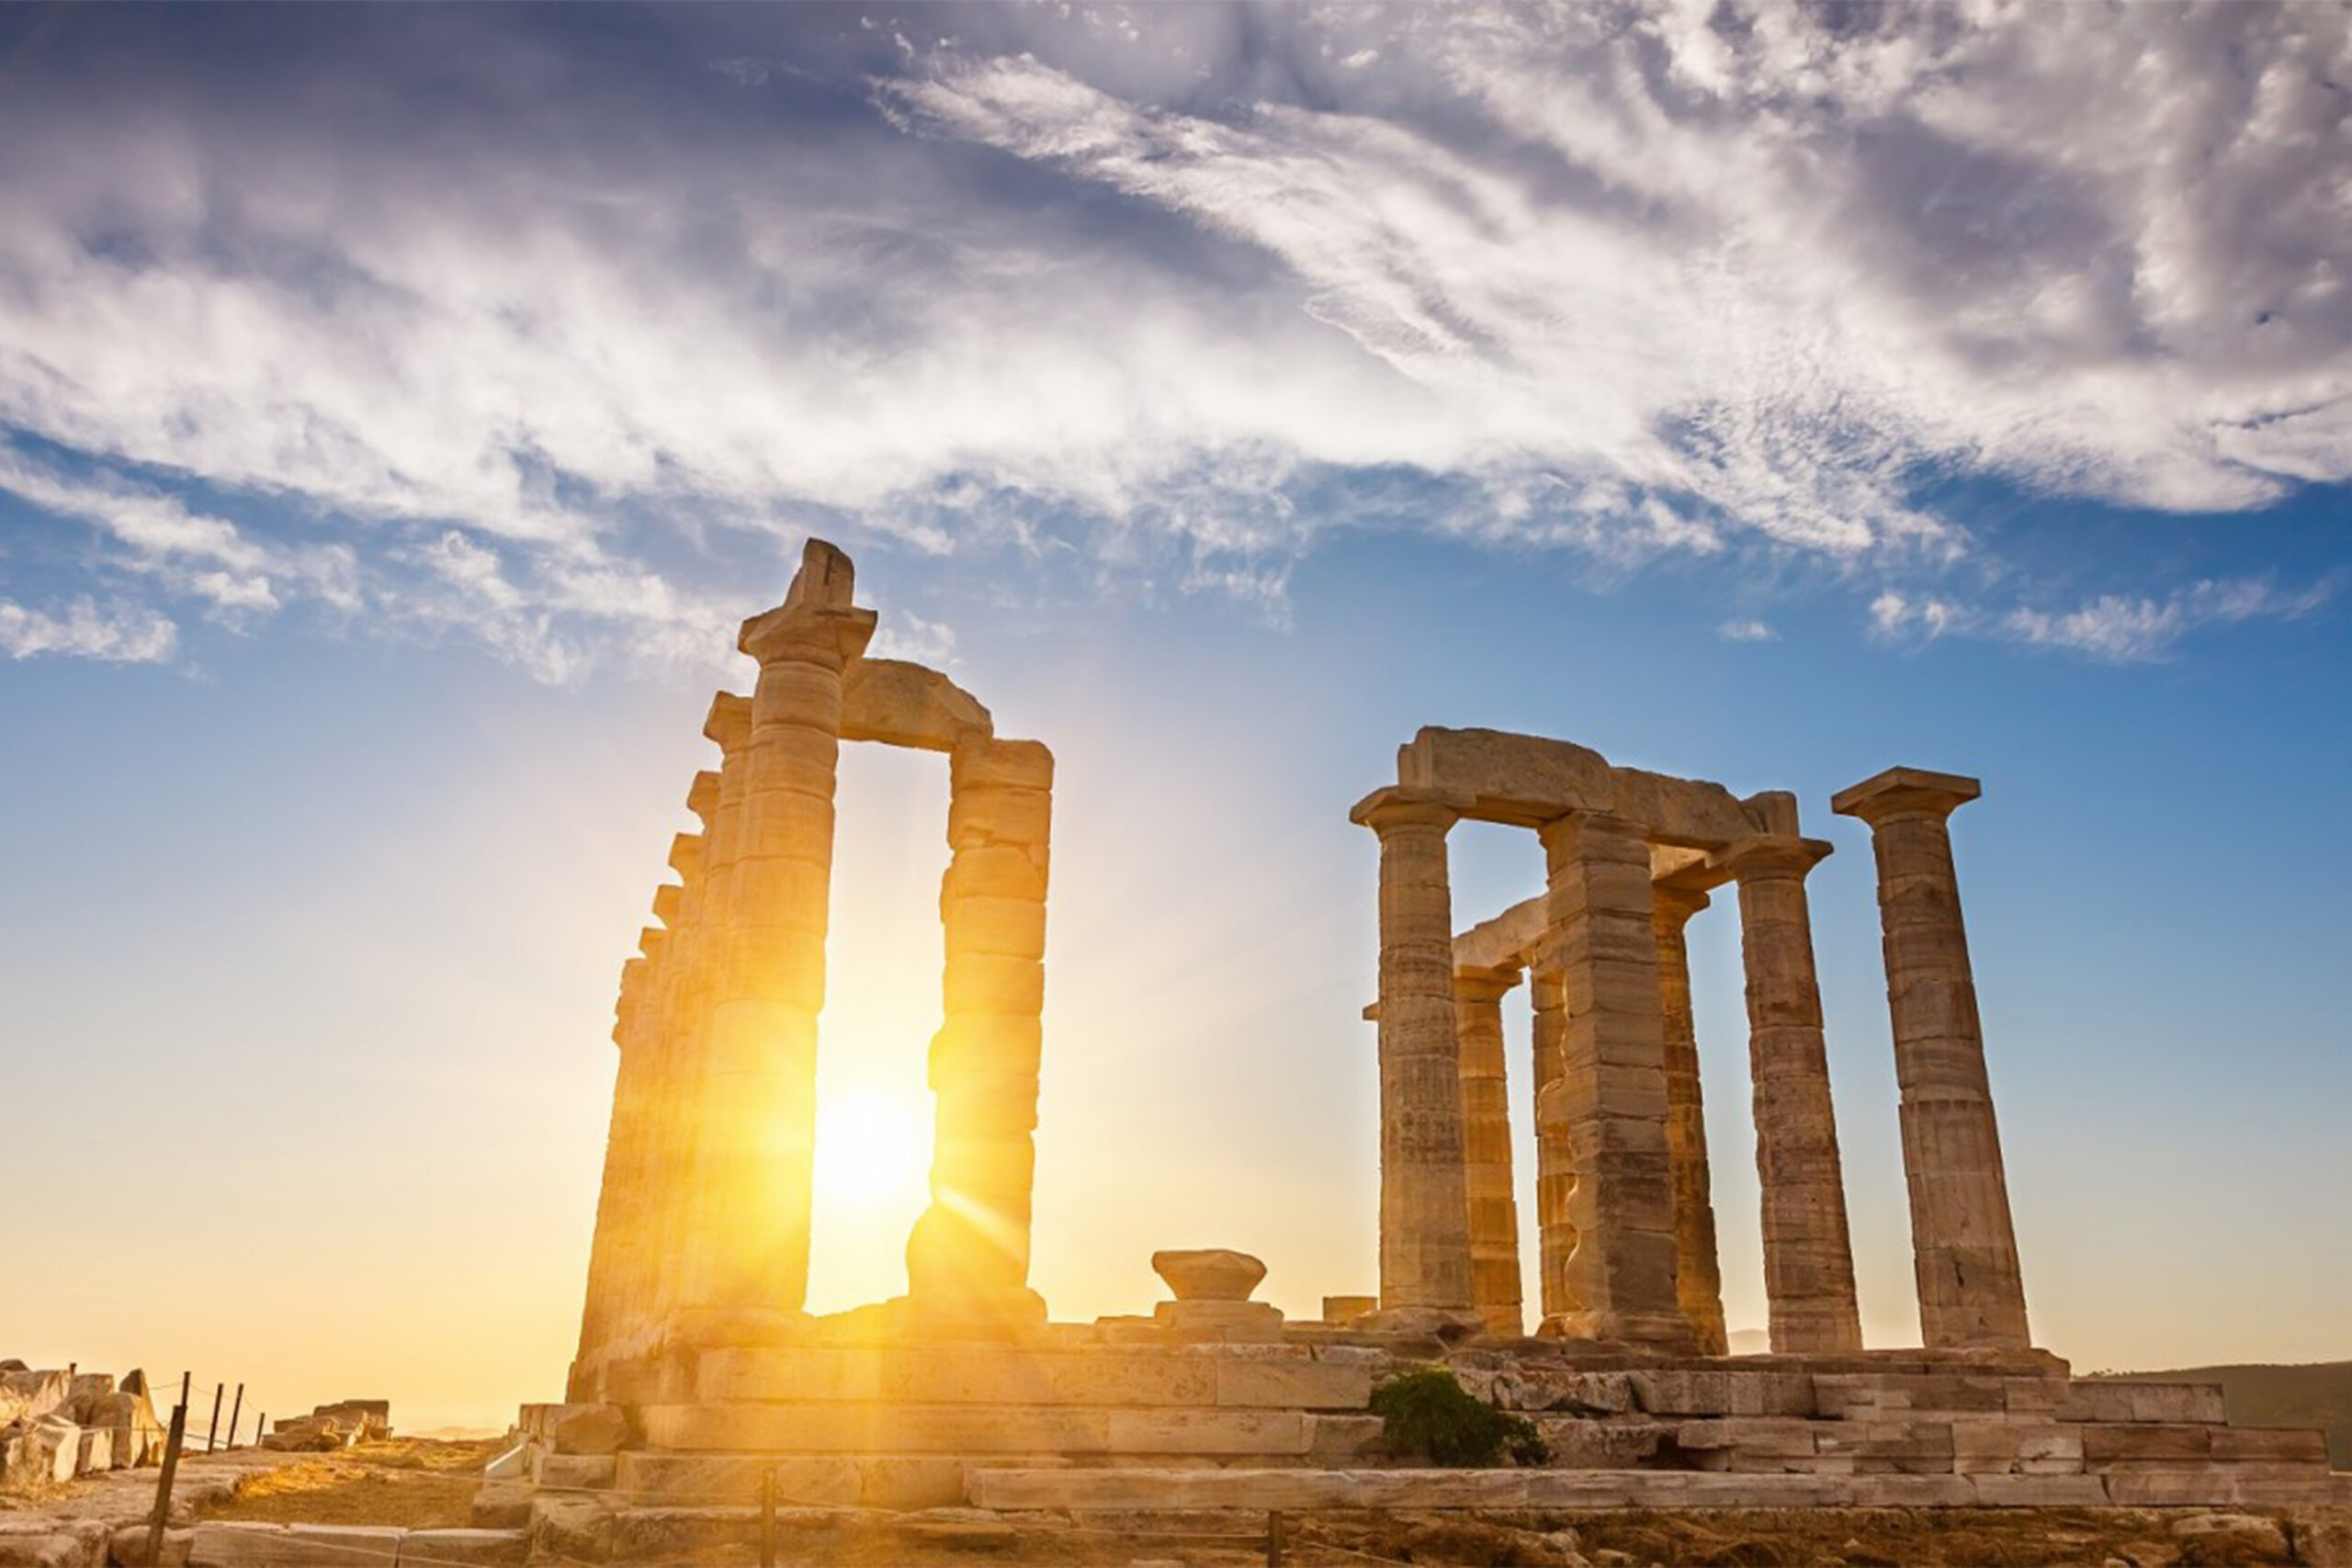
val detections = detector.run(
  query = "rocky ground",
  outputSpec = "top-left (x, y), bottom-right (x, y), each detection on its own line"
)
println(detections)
top-left (7, 1439), bottom-right (2350, 1565)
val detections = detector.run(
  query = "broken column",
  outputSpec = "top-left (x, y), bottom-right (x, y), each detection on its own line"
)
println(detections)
top-left (904, 737), bottom-right (1054, 1327)
top-left (1454, 964), bottom-right (1524, 1337)
top-left (1350, 788), bottom-right (1476, 1314)
top-left (672, 541), bottom-right (876, 1344)
top-left (1535, 812), bottom-right (1693, 1348)
top-left (1833, 766), bottom-right (2031, 1352)
top-left (1723, 836), bottom-right (1863, 1355)
top-left (1652, 880), bottom-right (1729, 1357)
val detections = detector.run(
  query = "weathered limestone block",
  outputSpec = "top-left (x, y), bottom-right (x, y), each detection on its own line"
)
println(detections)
top-left (1969, 1473), bottom-right (2109, 1506)
top-left (529, 1450), bottom-right (616, 1490)
top-left (1488, 1369), bottom-right (1634, 1416)
top-left (469, 1482), bottom-right (535, 1530)
top-left (2082, 1423), bottom-right (2213, 1463)
top-left (0, 1371), bottom-right (69, 1427)
top-left (107, 1524), bottom-right (194, 1567)
top-left (1352, 787), bottom-right (1476, 1314)
top-left (1151, 1249), bottom-right (1266, 1302)
top-left (393, 1529), bottom-right (526, 1566)
top-left (526, 1496), bottom-right (615, 1564)
top-left (2059, 1381), bottom-right (2228, 1425)
top-left (1624, 1369), bottom-right (1817, 1418)
top-left (611, 1453), bottom-right (861, 1506)
top-left (73, 1427), bottom-right (113, 1477)
top-left (1104, 1409), bottom-right (1311, 1457)
top-left (1532, 1418), bottom-right (1668, 1468)
top-left (1212, 1356), bottom-right (1374, 1411)
top-left (1321, 1295), bottom-right (1377, 1325)
top-left (547, 1404), bottom-right (629, 1456)
top-left (840, 659), bottom-right (992, 751)
top-left (1153, 1300), bottom-right (1284, 1344)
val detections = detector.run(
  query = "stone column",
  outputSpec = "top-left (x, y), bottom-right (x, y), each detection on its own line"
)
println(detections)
top-left (1455, 965), bottom-right (1523, 1337)
top-left (1526, 960), bottom-right (1577, 1323)
top-left (569, 942), bottom-right (657, 1399)
top-left (1653, 882), bottom-right (1729, 1357)
top-left (1724, 837), bottom-right (1863, 1354)
top-left (1833, 767), bottom-right (2031, 1352)
top-left (1535, 813), bottom-right (1693, 1348)
top-left (1349, 788), bottom-right (1475, 1313)
top-left (647, 720), bottom-right (748, 1333)
top-left (905, 737), bottom-right (1053, 1329)
top-left (673, 542), bottom-right (876, 1344)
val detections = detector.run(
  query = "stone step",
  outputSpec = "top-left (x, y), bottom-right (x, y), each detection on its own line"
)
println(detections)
top-left (964, 1464), bottom-right (2352, 1514)
top-left (607, 1450), bottom-right (1350, 1507)
top-left (692, 1346), bottom-right (1374, 1410)
top-left (638, 1402), bottom-right (1322, 1457)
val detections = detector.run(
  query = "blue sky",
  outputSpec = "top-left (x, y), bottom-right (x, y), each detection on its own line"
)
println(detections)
top-left (1, 3), bottom-right (2346, 1428)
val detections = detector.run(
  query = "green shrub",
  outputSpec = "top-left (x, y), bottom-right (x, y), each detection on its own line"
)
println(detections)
top-left (1370, 1368), bottom-right (1550, 1468)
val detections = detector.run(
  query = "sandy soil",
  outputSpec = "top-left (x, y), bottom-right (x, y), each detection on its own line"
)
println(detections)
top-left (190, 1437), bottom-right (505, 1530)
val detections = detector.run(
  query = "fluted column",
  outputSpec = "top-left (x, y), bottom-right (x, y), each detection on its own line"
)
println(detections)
top-left (1350, 787), bottom-right (1474, 1312)
top-left (1536, 812), bottom-right (1693, 1348)
top-left (1528, 963), bottom-right (1577, 1323)
top-left (1834, 767), bottom-right (2030, 1352)
top-left (1724, 837), bottom-right (1862, 1354)
top-left (1455, 965), bottom-right (1523, 1336)
top-left (649, 721), bottom-right (749, 1332)
top-left (905, 738), bottom-right (1053, 1328)
top-left (1653, 883), bottom-right (1729, 1356)
top-left (673, 541), bottom-right (876, 1344)
top-left (569, 941), bottom-right (657, 1399)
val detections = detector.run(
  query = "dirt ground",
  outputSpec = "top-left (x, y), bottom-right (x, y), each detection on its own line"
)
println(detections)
top-left (190, 1436), bottom-right (505, 1529)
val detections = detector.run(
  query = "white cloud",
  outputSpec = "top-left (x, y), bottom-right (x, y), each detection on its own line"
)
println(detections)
top-left (1716, 617), bottom-right (1775, 643)
top-left (2001, 577), bottom-right (2335, 661)
top-left (0, 3), bottom-right (2341, 674)
top-left (0, 596), bottom-right (176, 662)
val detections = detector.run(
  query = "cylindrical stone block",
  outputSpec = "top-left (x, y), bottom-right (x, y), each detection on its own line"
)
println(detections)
top-left (1654, 884), bottom-right (1729, 1357)
top-left (1834, 768), bottom-right (2031, 1353)
top-left (1351, 789), bottom-right (1475, 1313)
top-left (1728, 839), bottom-right (1863, 1355)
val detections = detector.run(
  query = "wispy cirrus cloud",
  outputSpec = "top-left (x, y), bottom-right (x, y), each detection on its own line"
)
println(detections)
top-left (0, 3), bottom-right (2342, 674)
top-left (0, 594), bottom-right (177, 662)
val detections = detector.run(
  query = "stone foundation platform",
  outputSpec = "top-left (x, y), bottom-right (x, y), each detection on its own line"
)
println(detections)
top-left (480, 1325), bottom-right (2348, 1557)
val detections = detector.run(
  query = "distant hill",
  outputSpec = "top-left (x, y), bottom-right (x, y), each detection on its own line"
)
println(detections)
top-left (2090, 1361), bottom-right (2352, 1468)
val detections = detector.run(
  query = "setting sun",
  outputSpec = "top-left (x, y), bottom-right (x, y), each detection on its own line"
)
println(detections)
top-left (811, 1086), bottom-right (933, 1215)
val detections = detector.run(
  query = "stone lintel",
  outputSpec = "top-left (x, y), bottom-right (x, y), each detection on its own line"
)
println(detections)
top-left (1453, 964), bottom-right (1521, 1002)
top-left (1396, 728), bottom-right (1754, 845)
top-left (842, 659), bottom-right (994, 753)
top-left (1832, 766), bottom-right (1983, 824)
top-left (1452, 894), bottom-right (1546, 973)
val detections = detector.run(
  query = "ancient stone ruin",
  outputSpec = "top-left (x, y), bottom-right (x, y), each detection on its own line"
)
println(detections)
top-left (1352, 734), bottom-right (2029, 1359)
top-left (0, 1362), bottom-right (167, 1486)
top-left (483, 538), bottom-right (2346, 1556)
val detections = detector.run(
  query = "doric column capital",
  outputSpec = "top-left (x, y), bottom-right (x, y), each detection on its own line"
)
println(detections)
top-left (1831, 766), bottom-right (1982, 828)
top-left (1454, 964), bottom-right (1521, 1005)
top-left (651, 884), bottom-right (683, 928)
top-left (1533, 809), bottom-right (1645, 862)
top-left (668, 833), bottom-right (703, 881)
top-left (1716, 835), bottom-right (1834, 883)
top-left (703, 693), bottom-right (752, 751)
top-left (1651, 880), bottom-right (1713, 927)
top-left (638, 925), bottom-right (667, 959)
top-left (737, 539), bottom-right (881, 667)
top-left (1351, 785), bottom-right (1469, 835)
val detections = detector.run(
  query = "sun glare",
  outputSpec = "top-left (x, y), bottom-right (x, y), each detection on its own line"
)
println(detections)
top-left (811, 1087), bottom-right (933, 1214)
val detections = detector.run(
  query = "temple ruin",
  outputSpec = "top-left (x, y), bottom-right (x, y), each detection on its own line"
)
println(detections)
top-left (1352, 734), bottom-right (2028, 1359)
top-left (485, 538), bottom-right (2346, 1551)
